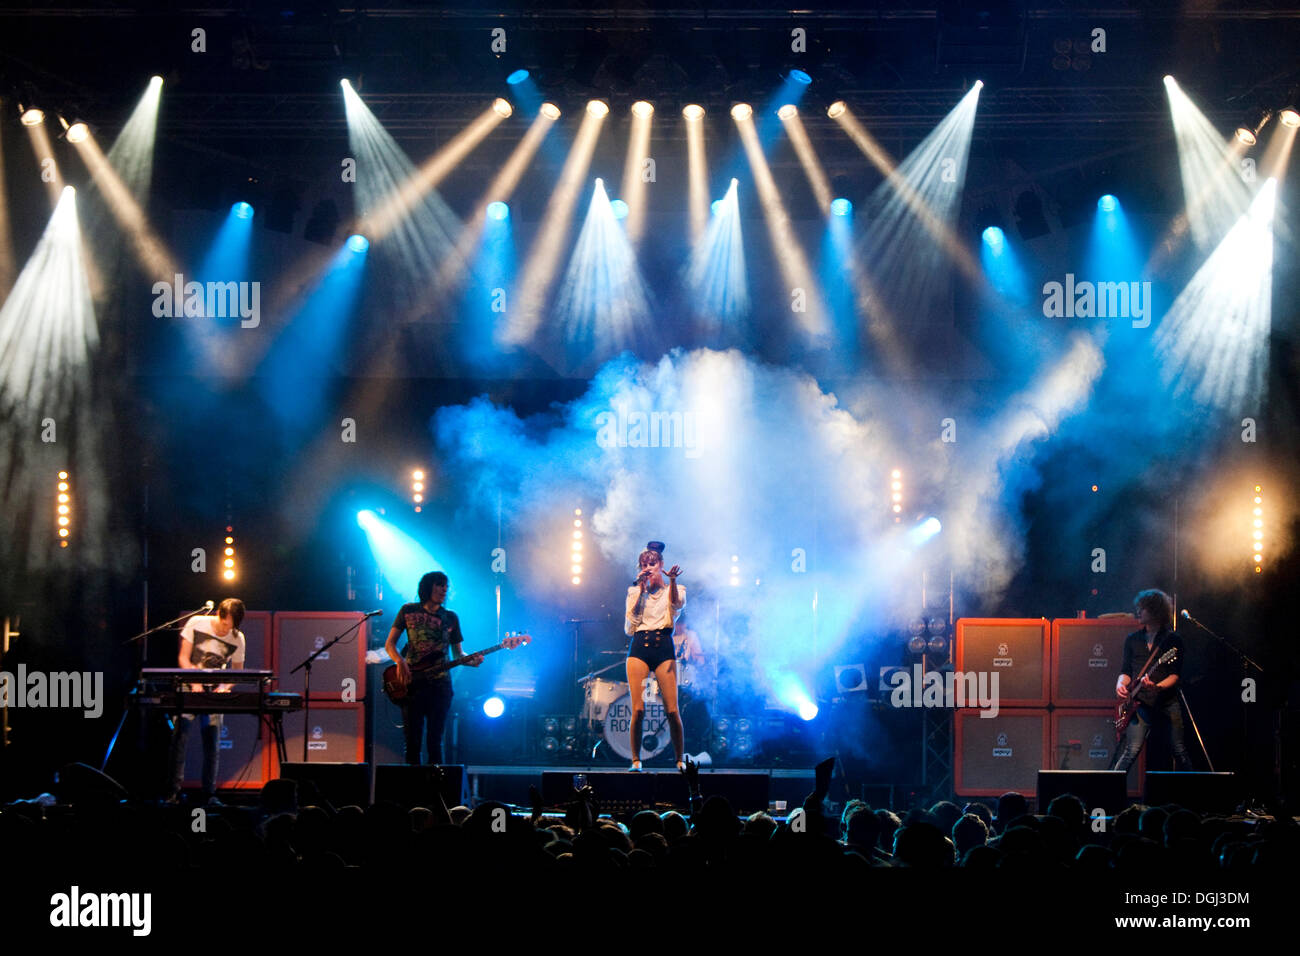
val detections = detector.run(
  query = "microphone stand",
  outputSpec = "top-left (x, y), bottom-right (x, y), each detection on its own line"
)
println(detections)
top-left (289, 613), bottom-right (373, 763)
top-left (101, 604), bottom-right (212, 772)
top-left (1179, 611), bottom-right (1264, 780)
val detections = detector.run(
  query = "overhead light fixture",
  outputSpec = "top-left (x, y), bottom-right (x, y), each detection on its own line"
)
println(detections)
top-left (19, 104), bottom-right (44, 126)
top-left (1235, 108), bottom-right (1272, 146)
top-left (586, 99), bottom-right (609, 117)
top-left (777, 104), bottom-right (797, 120)
top-left (827, 101), bottom-right (847, 119)
top-left (730, 103), bottom-right (753, 121)
top-left (631, 100), bottom-right (654, 118)
top-left (682, 104), bottom-right (705, 120)
top-left (540, 102), bottom-right (561, 120)
top-left (492, 97), bottom-right (513, 118)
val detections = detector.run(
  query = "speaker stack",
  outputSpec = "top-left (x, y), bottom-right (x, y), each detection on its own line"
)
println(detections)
top-left (953, 616), bottom-right (1143, 806)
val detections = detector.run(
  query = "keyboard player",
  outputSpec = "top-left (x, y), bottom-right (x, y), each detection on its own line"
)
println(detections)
top-left (166, 598), bottom-right (246, 805)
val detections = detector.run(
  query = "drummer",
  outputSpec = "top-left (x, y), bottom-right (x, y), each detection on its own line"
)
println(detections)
top-left (624, 540), bottom-right (686, 771)
top-left (673, 613), bottom-right (706, 684)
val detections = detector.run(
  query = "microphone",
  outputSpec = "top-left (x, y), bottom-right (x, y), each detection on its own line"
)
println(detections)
top-left (1180, 609), bottom-right (1190, 619)
top-left (363, 609), bottom-right (384, 618)
top-left (202, 600), bottom-right (215, 612)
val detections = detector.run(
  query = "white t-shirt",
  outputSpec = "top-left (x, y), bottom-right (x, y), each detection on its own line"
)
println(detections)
top-left (625, 584), bottom-right (685, 635)
top-left (181, 616), bottom-right (246, 670)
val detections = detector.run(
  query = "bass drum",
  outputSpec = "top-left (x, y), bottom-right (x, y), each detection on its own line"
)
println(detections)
top-left (580, 678), bottom-right (627, 722)
top-left (602, 682), bottom-right (669, 762)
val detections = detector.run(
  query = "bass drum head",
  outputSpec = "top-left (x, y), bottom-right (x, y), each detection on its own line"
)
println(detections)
top-left (603, 688), bottom-right (669, 762)
top-left (580, 678), bottom-right (627, 721)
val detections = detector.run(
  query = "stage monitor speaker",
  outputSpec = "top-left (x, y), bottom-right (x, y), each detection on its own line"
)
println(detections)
top-left (183, 713), bottom-right (268, 789)
top-left (542, 770), bottom-right (655, 811)
top-left (1144, 772), bottom-right (1238, 813)
top-left (954, 710), bottom-right (1049, 798)
top-left (656, 771), bottom-right (771, 814)
top-left (278, 703), bottom-right (365, 768)
top-left (1051, 708), bottom-right (1143, 796)
top-left (374, 764), bottom-right (467, 809)
top-left (540, 770), bottom-right (771, 813)
top-left (277, 762), bottom-right (369, 808)
top-left (1051, 617), bottom-right (1135, 707)
top-left (1037, 771), bottom-right (1127, 817)
top-left (955, 619), bottom-right (1050, 706)
top-left (273, 612), bottom-right (369, 700)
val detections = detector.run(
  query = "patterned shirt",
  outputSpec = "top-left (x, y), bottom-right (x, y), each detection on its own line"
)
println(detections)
top-left (391, 603), bottom-right (462, 681)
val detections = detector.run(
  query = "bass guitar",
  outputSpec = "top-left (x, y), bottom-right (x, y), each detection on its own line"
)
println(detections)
top-left (1114, 647), bottom-right (1178, 741)
top-left (382, 633), bottom-right (531, 704)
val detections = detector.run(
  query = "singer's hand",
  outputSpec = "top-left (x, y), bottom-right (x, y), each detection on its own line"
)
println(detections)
top-left (666, 565), bottom-right (682, 579)
top-left (637, 569), bottom-right (651, 590)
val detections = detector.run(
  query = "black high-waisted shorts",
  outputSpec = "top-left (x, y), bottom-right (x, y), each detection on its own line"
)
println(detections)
top-left (628, 627), bottom-right (675, 671)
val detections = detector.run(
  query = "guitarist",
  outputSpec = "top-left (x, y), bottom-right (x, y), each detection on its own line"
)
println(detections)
top-left (384, 571), bottom-right (481, 764)
top-left (1114, 589), bottom-right (1192, 772)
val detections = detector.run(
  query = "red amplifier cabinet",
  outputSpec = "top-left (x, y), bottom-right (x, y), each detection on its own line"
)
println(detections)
top-left (954, 709), bottom-right (1050, 798)
top-left (1050, 708), bottom-right (1144, 797)
top-left (274, 612), bottom-right (370, 701)
top-left (274, 703), bottom-right (365, 771)
top-left (1051, 617), bottom-right (1135, 707)
top-left (955, 618), bottom-right (1050, 708)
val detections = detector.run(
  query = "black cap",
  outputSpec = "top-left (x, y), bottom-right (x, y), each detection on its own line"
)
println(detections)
top-left (646, 540), bottom-right (665, 554)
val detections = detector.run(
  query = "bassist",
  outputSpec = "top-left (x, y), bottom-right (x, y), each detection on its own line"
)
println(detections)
top-left (384, 571), bottom-right (481, 764)
top-left (1114, 589), bottom-right (1192, 772)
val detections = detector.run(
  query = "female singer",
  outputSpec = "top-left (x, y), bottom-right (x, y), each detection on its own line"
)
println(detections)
top-left (624, 542), bottom-right (686, 771)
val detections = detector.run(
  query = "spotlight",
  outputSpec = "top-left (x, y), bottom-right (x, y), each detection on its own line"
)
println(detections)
top-left (827, 100), bottom-right (847, 119)
top-left (150, 75), bottom-right (163, 87)
top-left (483, 696), bottom-right (505, 719)
top-left (798, 701), bottom-right (819, 721)
top-left (223, 528), bottom-right (236, 581)
top-left (610, 199), bottom-right (629, 220)
top-left (486, 201), bottom-right (510, 221)
top-left (777, 104), bottom-right (797, 120)
top-left (506, 69), bottom-right (530, 85)
top-left (232, 201), bottom-right (254, 220)
top-left (788, 69), bottom-right (812, 85)
top-left (65, 121), bottom-right (89, 143)
top-left (56, 471), bottom-right (71, 545)
top-left (346, 234), bottom-right (369, 253)
top-left (1281, 107), bottom-right (1300, 129)
top-left (682, 104), bottom-right (705, 121)
top-left (586, 100), bottom-right (609, 117)
top-left (631, 100), bottom-right (654, 118)
top-left (20, 105), bottom-right (44, 126)
top-left (410, 468), bottom-right (427, 509)
top-left (731, 103), bottom-right (753, 121)
top-left (710, 198), bottom-right (724, 215)
top-left (492, 97), bottom-right (513, 118)
top-left (982, 225), bottom-right (1005, 248)
top-left (1097, 194), bottom-right (1118, 213)
top-left (830, 197), bottom-right (852, 217)
top-left (1235, 108), bottom-right (1272, 146)
top-left (540, 102), bottom-right (561, 120)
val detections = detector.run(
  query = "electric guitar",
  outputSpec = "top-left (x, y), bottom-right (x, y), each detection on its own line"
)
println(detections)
top-left (382, 633), bottom-right (531, 704)
top-left (1114, 647), bottom-right (1178, 741)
